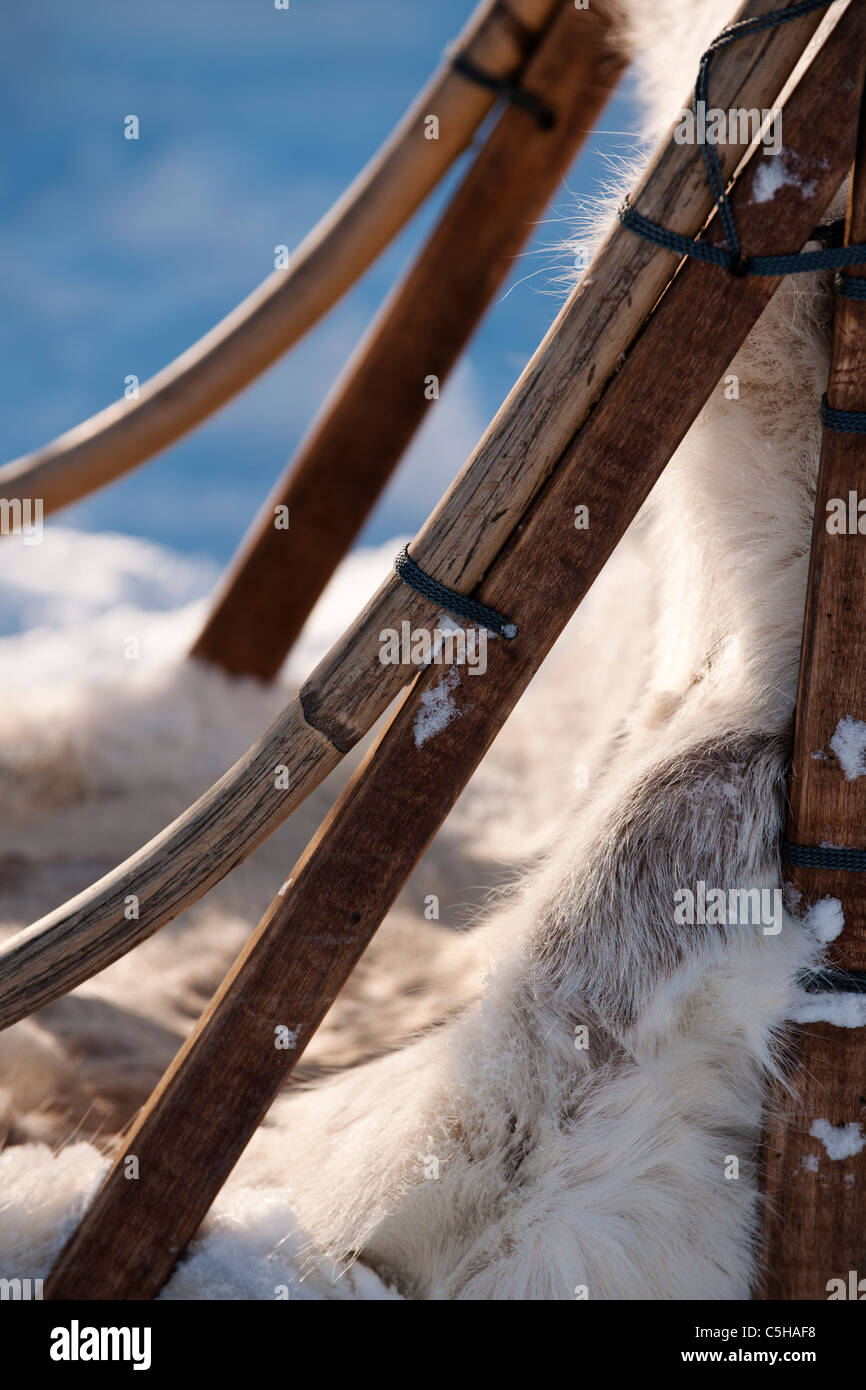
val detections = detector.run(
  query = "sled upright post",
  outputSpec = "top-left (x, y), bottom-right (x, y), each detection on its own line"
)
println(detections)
top-left (758, 77), bottom-right (866, 1302)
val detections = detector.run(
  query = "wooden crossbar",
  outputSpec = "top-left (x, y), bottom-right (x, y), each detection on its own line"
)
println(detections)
top-left (190, 0), bottom-right (625, 681)
top-left (43, 2), bottom-right (866, 1300)
top-left (0, 0), bottom-right (832, 1032)
top-left (0, 0), bottom-right (561, 519)
top-left (757, 81), bottom-right (866, 1301)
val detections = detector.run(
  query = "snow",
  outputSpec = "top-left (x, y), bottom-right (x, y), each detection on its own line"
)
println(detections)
top-left (413, 666), bottom-right (461, 748)
top-left (0, 529), bottom-right (216, 638)
top-left (809, 1118), bottom-right (866, 1161)
top-left (750, 150), bottom-right (817, 205)
top-left (0, 1144), bottom-right (401, 1301)
top-left (803, 897), bottom-right (844, 943)
top-left (160, 1187), bottom-right (401, 1301)
top-left (789, 992), bottom-right (866, 1028)
top-left (829, 714), bottom-right (866, 781)
top-left (798, 1154), bottom-right (820, 1174)
top-left (0, 526), bottom-right (405, 694)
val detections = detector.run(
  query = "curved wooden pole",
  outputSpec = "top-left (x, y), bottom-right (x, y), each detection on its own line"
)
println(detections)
top-left (0, 0), bottom-right (837, 1032)
top-left (190, 0), bottom-right (626, 680)
top-left (757, 79), bottom-right (866, 1302)
top-left (43, 4), bottom-right (866, 1295)
top-left (0, 0), bottom-right (560, 519)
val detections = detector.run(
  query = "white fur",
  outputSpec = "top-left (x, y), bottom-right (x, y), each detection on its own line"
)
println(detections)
top-left (0, 0), bottom-right (850, 1298)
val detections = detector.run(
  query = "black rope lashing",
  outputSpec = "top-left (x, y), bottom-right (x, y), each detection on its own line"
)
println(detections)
top-left (784, 843), bottom-right (866, 997)
top-left (451, 52), bottom-right (556, 130)
top-left (820, 394), bottom-right (866, 434)
top-left (838, 271), bottom-right (866, 300)
top-left (617, 0), bottom-right (866, 277)
top-left (621, 203), bottom-right (866, 276)
top-left (800, 967), bottom-right (866, 996)
top-left (783, 840), bottom-right (866, 871)
top-left (394, 545), bottom-right (518, 640)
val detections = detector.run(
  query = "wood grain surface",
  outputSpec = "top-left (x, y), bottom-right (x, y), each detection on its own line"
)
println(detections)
top-left (757, 75), bottom-right (866, 1302)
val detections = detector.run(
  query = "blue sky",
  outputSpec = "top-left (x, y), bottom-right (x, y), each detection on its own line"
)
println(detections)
top-left (1, 0), bottom-right (640, 565)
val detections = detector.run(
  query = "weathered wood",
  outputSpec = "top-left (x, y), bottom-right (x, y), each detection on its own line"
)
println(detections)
top-left (0, 0), bottom-right (561, 518)
top-left (757, 77), bottom-right (866, 1302)
top-left (44, 8), bottom-right (866, 1300)
top-left (190, 1), bottom-right (625, 681)
top-left (0, 0), bottom-right (840, 1031)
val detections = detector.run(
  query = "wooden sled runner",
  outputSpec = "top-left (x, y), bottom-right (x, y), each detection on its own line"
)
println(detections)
top-left (0, 0), bottom-right (864, 1300)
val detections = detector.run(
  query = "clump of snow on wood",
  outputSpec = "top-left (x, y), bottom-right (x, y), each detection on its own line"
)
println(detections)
top-left (413, 666), bottom-right (461, 748)
top-left (809, 1117), bottom-right (866, 1161)
top-left (750, 150), bottom-right (816, 205)
top-left (829, 715), bottom-right (866, 781)
top-left (789, 992), bottom-right (866, 1028)
top-left (802, 896), bottom-right (844, 943)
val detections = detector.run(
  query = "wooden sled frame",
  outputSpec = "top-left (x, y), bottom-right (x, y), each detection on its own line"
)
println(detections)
top-left (189, 0), bottom-right (626, 680)
top-left (0, 0), bottom-right (827, 1027)
top-left (0, 0), bottom-right (862, 1300)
